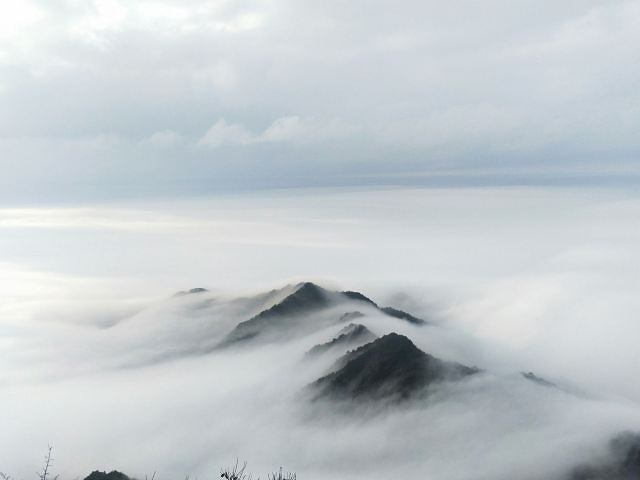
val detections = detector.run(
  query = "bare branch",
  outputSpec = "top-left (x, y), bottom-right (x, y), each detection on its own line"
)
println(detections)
top-left (37, 445), bottom-right (56, 480)
top-left (220, 459), bottom-right (254, 480)
top-left (267, 468), bottom-right (296, 480)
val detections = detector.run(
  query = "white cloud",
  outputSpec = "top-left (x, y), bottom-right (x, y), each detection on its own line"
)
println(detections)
top-left (196, 119), bottom-right (254, 147)
top-left (260, 116), bottom-right (354, 143)
top-left (214, 11), bottom-right (265, 33)
top-left (198, 116), bottom-right (355, 147)
top-left (146, 129), bottom-right (184, 147)
top-left (1, 0), bottom-right (639, 198)
top-left (260, 115), bottom-right (306, 142)
top-left (0, 1), bottom-right (44, 41)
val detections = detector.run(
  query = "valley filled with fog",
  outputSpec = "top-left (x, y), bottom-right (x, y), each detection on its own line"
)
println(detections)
top-left (1, 186), bottom-right (640, 480)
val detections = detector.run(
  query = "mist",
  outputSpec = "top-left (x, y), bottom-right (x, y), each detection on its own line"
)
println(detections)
top-left (3, 0), bottom-right (639, 477)
top-left (1, 186), bottom-right (639, 479)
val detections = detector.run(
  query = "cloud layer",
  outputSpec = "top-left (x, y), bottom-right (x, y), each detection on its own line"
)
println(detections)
top-left (1, 0), bottom-right (639, 201)
top-left (1, 187), bottom-right (640, 478)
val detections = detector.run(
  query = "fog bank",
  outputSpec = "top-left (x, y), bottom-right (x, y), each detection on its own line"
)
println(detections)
top-left (1, 186), bottom-right (639, 479)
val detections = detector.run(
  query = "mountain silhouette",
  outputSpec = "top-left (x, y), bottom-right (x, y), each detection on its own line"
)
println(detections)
top-left (339, 311), bottom-right (365, 322)
top-left (174, 287), bottom-right (209, 297)
top-left (341, 290), bottom-right (428, 325)
top-left (306, 323), bottom-right (377, 357)
top-left (219, 282), bottom-right (427, 347)
top-left (309, 333), bottom-right (478, 402)
top-left (379, 306), bottom-right (426, 325)
top-left (219, 282), bottom-right (333, 346)
top-left (83, 471), bottom-right (130, 480)
top-left (521, 371), bottom-right (556, 387)
top-left (341, 290), bottom-right (377, 306)
top-left (571, 431), bottom-right (640, 480)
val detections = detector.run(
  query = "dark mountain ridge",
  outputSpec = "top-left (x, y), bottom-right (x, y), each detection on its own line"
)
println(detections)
top-left (219, 282), bottom-right (427, 347)
top-left (570, 431), bottom-right (640, 480)
top-left (306, 323), bottom-right (377, 357)
top-left (83, 471), bottom-right (130, 480)
top-left (219, 282), bottom-right (333, 346)
top-left (309, 333), bottom-right (479, 402)
top-left (379, 306), bottom-right (425, 325)
top-left (174, 287), bottom-right (209, 296)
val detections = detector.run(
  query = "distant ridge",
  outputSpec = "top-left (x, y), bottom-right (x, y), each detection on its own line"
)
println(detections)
top-left (571, 431), bottom-right (640, 480)
top-left (306, 323), bottom-right (377, 357)
top-left (342, 291), bottom-right (427, 325)
top-left (83, 471), bottom-right (130, 480)
top-left (309, 333), bottom-right (478, 402)
top-left (341, 291), bottom-right (377, 306)
top-left (174, 287), bottom-right (209, 297)
top-left (521, 371), bottom-right (556, 388)
top-left (219, 282), bottom-right (428, 347)
top-left (339, 311), bottom-right (365, 322)
top-left (219, 282), bottom-right (331, 346)
top-left (380, 306), bottom-right (426, 325)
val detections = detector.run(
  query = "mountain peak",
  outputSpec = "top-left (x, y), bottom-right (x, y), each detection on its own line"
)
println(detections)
top-left (341, 290), bottom-right (378, 306)
top-left (380, 306), bottom-right (426, 325)
top-left (219, 282), bottom-right (427, 348)
top-left (521, 371), bottom-right (555, 387)
top-left (370, 331), bottom-right (415, 348)
top-left (306, 323), bottom-right (377, 357)
top-left (337, 322), bottom-right (370, 336)
top-left (173, 287), bottom-right (209, 297)
top-left (309, 333), bottom-right (478, 402)
top-left (83, 472), bottom-right (130, 480)
top-left (295, 281), bottom-right (323, 291)
top-left (571, 431), bottom-right (640, 479)
top-left (219, 282), bottom-right (332, 346)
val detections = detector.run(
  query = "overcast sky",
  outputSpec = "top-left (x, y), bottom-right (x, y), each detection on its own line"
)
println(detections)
top-left (1, 0), bottom-right (639, 202)
top-left (2, 6), bottom-right (640, 475)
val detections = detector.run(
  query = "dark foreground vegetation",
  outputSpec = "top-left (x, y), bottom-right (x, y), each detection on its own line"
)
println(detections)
top-left (0, 448), bottom-right (295, 480)
top-left (5, 437), bottom-right (640, 480)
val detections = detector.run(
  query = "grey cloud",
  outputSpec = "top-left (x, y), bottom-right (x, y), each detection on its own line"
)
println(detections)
top-left (196, 116), bottom-right (356, 147)
top-left (1, 1), bottom-right (639, 200)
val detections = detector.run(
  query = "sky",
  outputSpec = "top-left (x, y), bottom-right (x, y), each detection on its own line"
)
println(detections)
top-left (1, 0), bottom-right (639, 203)
top-left (2, 3), bottom-right (640, 477)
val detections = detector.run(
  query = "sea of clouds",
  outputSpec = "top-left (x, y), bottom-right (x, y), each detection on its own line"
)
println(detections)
top-left (1, 186), bottom-right (639, 479)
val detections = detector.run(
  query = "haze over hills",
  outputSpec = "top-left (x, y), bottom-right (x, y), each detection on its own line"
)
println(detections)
top-left (182, 281), bottom-right (481, 406)
top-left (181, 281), bottom-right (640, 479)
top-left (2, 279), bottom-right (640, 480)
top-left (309, 332), bottom-right (479, 403)
top-left (570, 432), bottom-right (640, 480)
top-left (305, 323), bottom-right (377, 358)
top-left (172, 280), bottom-right (640, 479)
top-left (3, 0), bottom-right (639, 476)
top-left (218, 282), bottom-right (427, 347)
